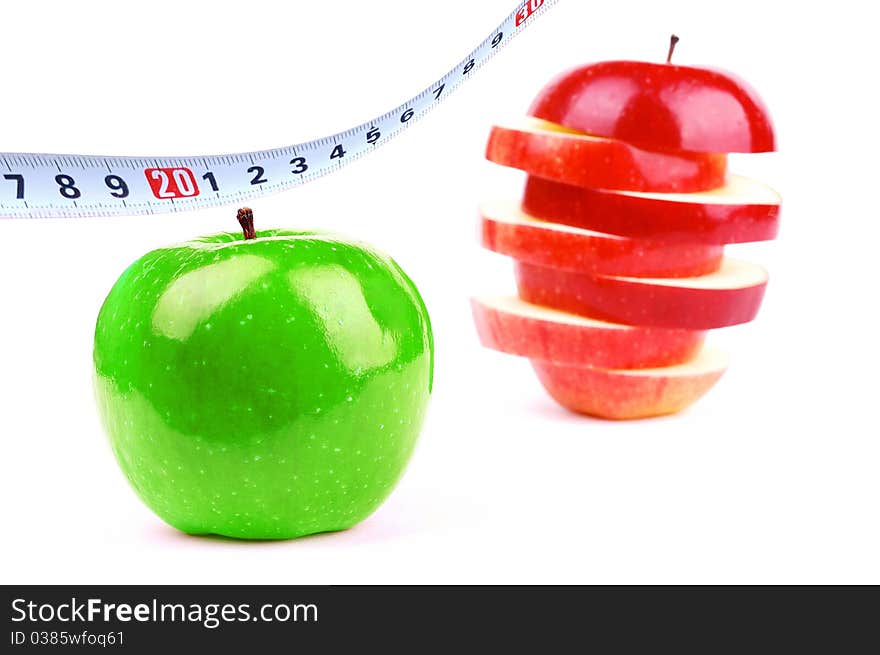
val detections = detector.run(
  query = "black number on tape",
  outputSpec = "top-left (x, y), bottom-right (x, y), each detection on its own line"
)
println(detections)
top-left (330, 145), bottom-right (346, 160)
top-left (492, 32), bottom-right (503, 48)
top-left (366, 127), bottom-right (381, 144)
top-left (248, 166), bottom-right (267, 185)
top-left (290, 157), bottom-right (308, 175)
top-left (55, 174), bottom-right (81, 200)
top-left (3, 174), bottom-right (24, 199)
top-left (202, 172), bottom-right (219, 192)
top-left (463, 59), bottom-right (475, 74)
top-left (400, 108), bottom-right (414, 123)
top-left (433, 84), bottom-right (445, 100)
top-left (104, 175), bottom-right (129, 199)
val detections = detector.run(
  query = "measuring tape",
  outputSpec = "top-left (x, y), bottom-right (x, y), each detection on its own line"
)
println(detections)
top-left (1, 0), bottom-right (556, 219)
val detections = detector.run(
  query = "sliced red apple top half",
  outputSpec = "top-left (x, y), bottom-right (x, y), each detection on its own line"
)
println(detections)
top-left (485, 117), bottom-right (727, 193)
top-left (527, 61), bottom-right (776, 154)
top-left (480, 200), bottom-right (723, 277)
top-left (515, 258), bottom-right (768, 330)
top-left (471, 295), bottom-right (705, 369)
top-left (531, 347), bottom-right (729, 420)
top-left (522, 174), bottom-right (780, 244)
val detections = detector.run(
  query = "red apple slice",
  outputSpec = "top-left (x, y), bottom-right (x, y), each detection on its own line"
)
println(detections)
top-left (531, 347), bottom-right (729, 420)
top-left (522, 175), bottom-right (780, 244)
top-left (480, 200), bottom-right (723, 278)
top-left (515, 258), bottom-right (768, 330)
top-left (485, 117), bottom-right (727, 193)
top-left (471, 296), bottom-right (704, 369)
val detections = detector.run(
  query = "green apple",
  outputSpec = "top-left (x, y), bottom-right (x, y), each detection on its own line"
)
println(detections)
top-left (93, 209), bottom-right (433, 540)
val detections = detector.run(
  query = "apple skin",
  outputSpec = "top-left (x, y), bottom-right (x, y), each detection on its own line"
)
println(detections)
top-left (471, 296), bottom-right (704, 369)
top-left (480, 202), bottom-right (723, 277)
top-left (530, 350), bottom-right (727, 420)
top-left (522, 175), bottom-right (780, 244)
top-left (515, 259), bottom-right (767, 330)
top-left (93, 229), bottom-right (433, 540)
top-left (486, 120), bottom-right (727, 192)
top-left (528, 61), bottom-right (775, 153)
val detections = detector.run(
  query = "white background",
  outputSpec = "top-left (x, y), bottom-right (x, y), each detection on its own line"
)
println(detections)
top-left (1, 0), bottom-right (878, 584)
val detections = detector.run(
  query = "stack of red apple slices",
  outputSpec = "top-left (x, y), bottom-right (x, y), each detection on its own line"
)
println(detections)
top-left (472, 60), bottom-right (779, 419)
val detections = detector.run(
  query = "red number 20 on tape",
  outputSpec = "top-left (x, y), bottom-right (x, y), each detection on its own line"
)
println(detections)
top-left (145, 167), bottom-right (200, 199)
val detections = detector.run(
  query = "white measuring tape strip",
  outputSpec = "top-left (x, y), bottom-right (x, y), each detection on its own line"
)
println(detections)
top-left (1, 0), bottom-right (557, 219)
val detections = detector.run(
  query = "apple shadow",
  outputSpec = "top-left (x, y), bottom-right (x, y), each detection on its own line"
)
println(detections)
top-left (142, 491), bottom-right (479, 548)
top-left (142, 523), bottom-right (341, 547)
top-left (523, 394), bottom-right (603, 423)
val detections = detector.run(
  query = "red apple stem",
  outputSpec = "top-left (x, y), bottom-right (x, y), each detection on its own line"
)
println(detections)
top-left (667, 34), bottom-right (680, 63)
top-left (237, 207), bottom-right (256, 240)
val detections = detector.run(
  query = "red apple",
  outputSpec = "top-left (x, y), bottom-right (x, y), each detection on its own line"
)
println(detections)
top-left (471, 295), bottom-right (704, 369)
top-left (530, 347), bottom-right (729, 420)
top-left (521, 174), bottom-right (780, 244)
top-left (515, 258), bottom-right (768, 329)
top-left (480, 200), bottom-right (723, 277)
top-left (485, 117), bottom-right (727, 192)
top-left (527, 60), bottom-right (775, 154)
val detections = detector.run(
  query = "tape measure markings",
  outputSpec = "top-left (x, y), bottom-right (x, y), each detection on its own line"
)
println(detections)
top-left (1, 0), bottom-right (556, 218)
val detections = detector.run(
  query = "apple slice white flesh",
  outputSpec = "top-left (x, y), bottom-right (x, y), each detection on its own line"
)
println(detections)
top-left (480, 200), bottom-right (723, 277)
top-left (531, 347), bottom-right (729, 420)
top-left (515, 258), bottom-right (768, 330)
top-left (471, 295), bottom-right (705, 369)
top-left (522, 174), bottom-right (781, 244)
top-left (485, 117), bottom-right (728, 192)
top-left (621, 174), bottom-right (780, 204)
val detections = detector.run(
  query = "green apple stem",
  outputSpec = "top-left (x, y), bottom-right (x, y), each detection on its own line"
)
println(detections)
top-left (667, 34), bottom-right (680, 63)
top-left (237, 207), bottom-right (256, 240)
